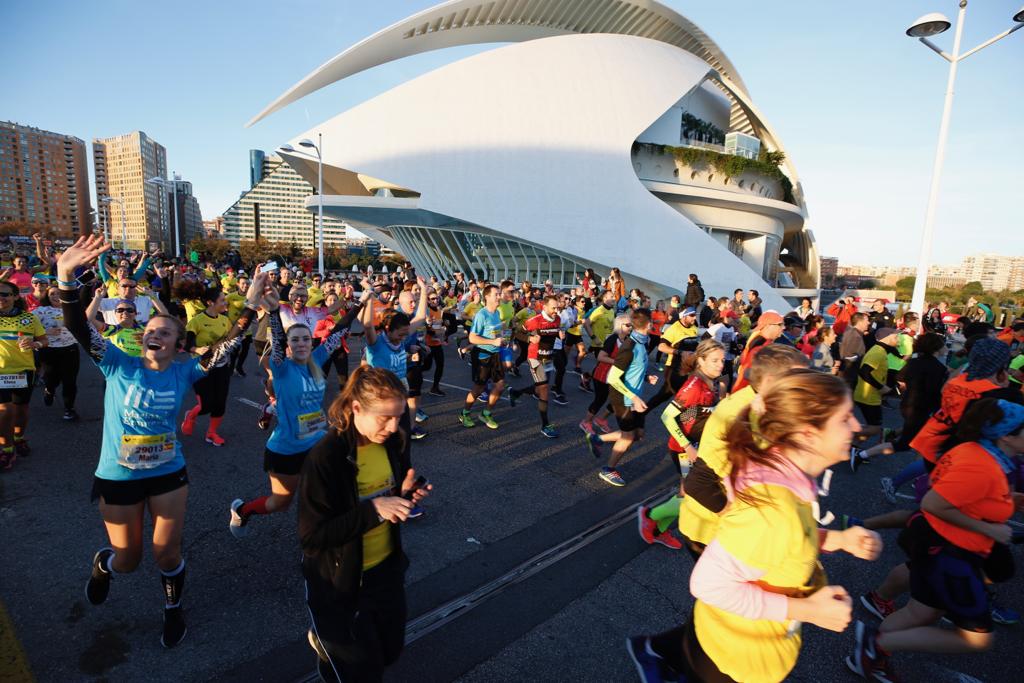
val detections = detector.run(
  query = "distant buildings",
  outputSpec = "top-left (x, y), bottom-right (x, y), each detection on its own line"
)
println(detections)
top-left (202, 217), bottom-right (224, 238)
top-left (221, 151), bottom-right (348, 248)
top-left (0, 121), bottom-right (92, 236)
top-left (819, 256), bottom-right (838, 288)
top-left (961, 253), bottom-right (1024, 292)
top-left (833, 254), bottom-right (1024, 292)
top-left (166, 178), bottom-right (204, 250)
top-left (93, 131), bottom-right (169, 249)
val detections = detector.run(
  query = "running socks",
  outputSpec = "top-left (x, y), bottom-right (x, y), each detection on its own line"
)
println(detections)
top-left (160, 559), bottom-right (187, 648)
top-left (181, 397), bottom-right (202, 435)
top-left (206, 416), bottom-right (225, 446)
top-left (240, 496), bottom-right (270, 517)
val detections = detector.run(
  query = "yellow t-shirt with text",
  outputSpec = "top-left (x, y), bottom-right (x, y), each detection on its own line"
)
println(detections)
top-left (357, 443), bottom-right (396, 570)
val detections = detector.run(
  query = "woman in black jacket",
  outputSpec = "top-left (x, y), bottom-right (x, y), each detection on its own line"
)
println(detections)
top-left (299, 365), bottom-right (431, 683)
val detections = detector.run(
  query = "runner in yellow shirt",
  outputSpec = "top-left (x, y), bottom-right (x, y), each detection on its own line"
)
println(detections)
top-left (0, 279), bottom-right (48, 468)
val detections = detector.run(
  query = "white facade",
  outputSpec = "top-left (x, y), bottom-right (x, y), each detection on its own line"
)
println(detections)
top-left (251, 0), bottom-right (819, 308)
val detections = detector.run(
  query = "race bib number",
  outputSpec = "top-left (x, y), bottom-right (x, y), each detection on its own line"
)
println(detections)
top-left (0, 373), bottom-right (27, 389)
top-left (119, 432), bottom-right (176, 470)
top-left (297, 410), bottom-right (327, 438)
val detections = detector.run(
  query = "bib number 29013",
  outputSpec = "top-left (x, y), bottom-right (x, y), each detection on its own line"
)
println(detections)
top-left (119, 433), bottom-right (176, 469)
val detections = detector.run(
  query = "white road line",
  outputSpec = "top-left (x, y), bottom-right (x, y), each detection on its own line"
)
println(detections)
top-left (237, 398), bottom-right (263, 410)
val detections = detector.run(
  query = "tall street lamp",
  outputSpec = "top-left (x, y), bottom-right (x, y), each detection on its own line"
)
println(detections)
top-left (280, 133), bottom-right (325, 274)
top-left (146, 175), bottom-right (182, 257)
top-left (905, 2), bottom-right (1024, 316)
top-left (101, 195), bottom-right (127, 249)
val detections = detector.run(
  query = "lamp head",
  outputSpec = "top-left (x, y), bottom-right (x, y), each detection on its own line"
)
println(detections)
top-left (279, 143), bottom-right (296, 153)
top-left (906, 12), bottom-right (951, 37)
top-left (1014, 5), bottom-right (1024, 22)
top-left (298, 138), bottom-right (317, 149)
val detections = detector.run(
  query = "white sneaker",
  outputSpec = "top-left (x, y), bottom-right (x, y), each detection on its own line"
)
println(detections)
top-left (880, 477), bottom-right (897, 504)
top-left (229, 499), bottom-right (251, 538)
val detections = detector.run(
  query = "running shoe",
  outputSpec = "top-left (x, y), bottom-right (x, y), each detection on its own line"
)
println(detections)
top-left (411, 425), bottom-right (428, 440)
top-left (540, 424), bottom-right (559, 439)
top-left (551, 392), bottom-right (568, 406)
top-left (992, 605), bottom-right (1021, 625)
top-left (508, 387), bottom-right (519, 407)
top-left (860, 591), bottom-right (896, 621)
top-left (840, 514), bottom-right (864, 530)
top-left (845, 621), bottom-right (896, 682)
top-left (85, 547), bottom-right (115, 605)
top-left (63, 408), bottom-right (79, 421)
top-left (408, 505), bottom-right (425, 519)
top-left (880, 477), bottom-right (897, 504)
top-left (480, 411), bottom-right (499, 430)
top-left (257, 402), bottom-right (273, 430)
top-left (599, 467), bottom-right (626, 487)
top-left (509, 366), bottom-right (521, 378)
top-left (456, 346), bottom-right (466, 362)
top-left (14, 439), bottom-right (30, 457)
top-left (428, 387), bottom-right (446, 397)
top-left (181, 410), bottom-right (197, 436)
top-left (578, 420), bottom-right (595, 435)
top-left (593, 416), bottom-right (612, 434)
top-left (229, 499), bottom-right (251, 539)
top-left (43, 390), bottom-right (54, 407)
top-left (653, 531), bottom-right (683, 550)
top-left (459, 411), bottom-right (476, 428)
top-left (637, 506), bottom-right (658, 544)
top-left (161, 606), bottom-right (187, 648)
top-left (415, 408), bottom-right (429, 423)
top-left (585, 433), bottom-right (603, 458)
top-left (578, 376), bottom-right (593, 393)
top-left (625, 635), bottom-right (676, 683)
top-left (849, 446), bottom-right (868, 473)
top-left (205, 432), bottom-right (226, 447)
top-left (475, 391), bottom-right (489, 403)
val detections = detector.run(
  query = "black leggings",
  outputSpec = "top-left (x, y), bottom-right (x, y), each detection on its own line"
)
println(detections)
top-left (321, 349), bottom-right (350, 387)
top-left (552, 348), bottom-right (566, 393)
top-left (305, 553), bottom-right (407, 683)
top-left (650, 618), bottom-right (736, 682)
top-left (645, 370), bottom-right (684, 412)
top-left (39, 345), bottom-right (79, 409)
top-left (193, 364), bottom-right (231, 418)
top-left (230, 335), bottom-right (252, 374)
top-left (587, 379), bottom-right (610, 416)
top-left (420, 344), bottom-right (445, 389)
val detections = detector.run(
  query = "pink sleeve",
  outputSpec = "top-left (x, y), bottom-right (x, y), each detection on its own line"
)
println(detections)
top-left (690, 539), bottom-right (789, 622)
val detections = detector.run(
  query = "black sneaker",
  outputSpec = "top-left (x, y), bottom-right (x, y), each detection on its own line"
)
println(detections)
top-left (428, 387), bottom-right (445, 397)
top-left (161, 606), bottom-right (187, 648)
top-left (551, 392), bottom-right (568, 406)
top-left (86, 548), bottom-right (115, 605)
top-left (579, 377), bottom-right (593, 393)
top-left (63, 409), bottom-right (79, 421)
top-left (43, 390), bottom-right (54, 407)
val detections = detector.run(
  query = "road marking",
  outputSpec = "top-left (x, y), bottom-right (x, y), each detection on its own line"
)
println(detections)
top-left (237, 398), bottom-right (263, 410)
top-left (438, 381), bottom-right (509, 401)
top-left (296, 489), bottom-right (672, 682)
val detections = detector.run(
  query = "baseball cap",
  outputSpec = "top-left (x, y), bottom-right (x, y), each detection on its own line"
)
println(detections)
top-left (875, 327), bottom-right (898, 341)
top-left (783, 315), bottom-right (803, 329)
top-left (755, 311), bottom-right (784, 329)
top-left (681, 307), bottom-right (697, 317)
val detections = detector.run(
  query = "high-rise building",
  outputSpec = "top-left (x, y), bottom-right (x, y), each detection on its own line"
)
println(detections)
top-left (819, 256), bottom-right (838, 288)
top-left (0, 121), bottom-right (92, 236)
top-left (163, 178), bottom-right (204, 251)
top-left (222, 152), bottom-right (347, 248)
top-left (249, 149), bottom-right (266, 188)
top-left (960, 253), bottom-right (1024, 292)
top-left (93, 131), bottom-right (168, 249)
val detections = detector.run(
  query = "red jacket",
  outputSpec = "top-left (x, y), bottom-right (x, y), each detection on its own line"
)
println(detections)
top-left (827, 302), bottom-right (855, 336)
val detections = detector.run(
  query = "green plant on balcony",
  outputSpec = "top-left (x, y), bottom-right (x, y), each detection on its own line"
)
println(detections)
top-left (681, 112), bottom-right (725, 145)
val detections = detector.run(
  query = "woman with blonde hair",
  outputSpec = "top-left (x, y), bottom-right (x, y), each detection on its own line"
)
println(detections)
top-left (629, 370), bottom-right (882, 683)
top-left (299, 365), bottom-right (432, 683)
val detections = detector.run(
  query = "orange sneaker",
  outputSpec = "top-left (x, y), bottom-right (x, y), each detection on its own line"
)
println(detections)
top-left (205, 432), bottom-right (225, 447)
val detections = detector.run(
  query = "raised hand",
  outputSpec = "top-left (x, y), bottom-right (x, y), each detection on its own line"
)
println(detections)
top-left (57, 235), bottom-right (112, 281)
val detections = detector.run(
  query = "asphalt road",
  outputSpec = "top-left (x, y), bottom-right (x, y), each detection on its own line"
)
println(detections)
top-left (0, 339), bottom-right (1020, 682)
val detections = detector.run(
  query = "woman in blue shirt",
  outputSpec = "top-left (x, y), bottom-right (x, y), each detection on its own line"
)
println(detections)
top-left (56, 235), bottom-right (264, 649)
top-left (229, 283), bottom-right (370, 537)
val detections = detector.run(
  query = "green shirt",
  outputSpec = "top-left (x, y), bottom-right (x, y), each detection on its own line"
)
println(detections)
top-left (854, 344), bottom-right (889, 406)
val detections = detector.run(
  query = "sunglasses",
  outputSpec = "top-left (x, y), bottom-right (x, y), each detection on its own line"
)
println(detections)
top-left (120, 283), bottom-right (137, 289)
top-left (115, 308), bottom-right (136, 314)
top-left (0, 292), bottom-right (15, 298)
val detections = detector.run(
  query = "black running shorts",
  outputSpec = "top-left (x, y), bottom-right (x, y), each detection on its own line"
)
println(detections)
top-left (471, 348), bottom-right (505, 386)
top-left (263, 447), bottom-right (309, 476)
top-left (0, 370), bottom-right (34, 405)
top-left (91, 466), bottom-right (189, 506)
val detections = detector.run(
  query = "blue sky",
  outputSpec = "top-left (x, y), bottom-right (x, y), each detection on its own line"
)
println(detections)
top-left (3, 0), bottom-right (1021, 266)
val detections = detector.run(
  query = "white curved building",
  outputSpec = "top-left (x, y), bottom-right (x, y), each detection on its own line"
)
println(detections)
top-left (250, 0), bottom-right (819, 309)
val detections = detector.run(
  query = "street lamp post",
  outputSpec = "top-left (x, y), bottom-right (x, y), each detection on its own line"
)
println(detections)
top-left (280, 135), bottom-right (325, 274)
top-left (101, 195), bottom-right (127, 249)
top-left (905, 2), bottom-right (1024, 316)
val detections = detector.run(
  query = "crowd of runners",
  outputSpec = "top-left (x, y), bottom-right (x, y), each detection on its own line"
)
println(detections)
top-left (2, 232), bottom-right (1023, 682)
